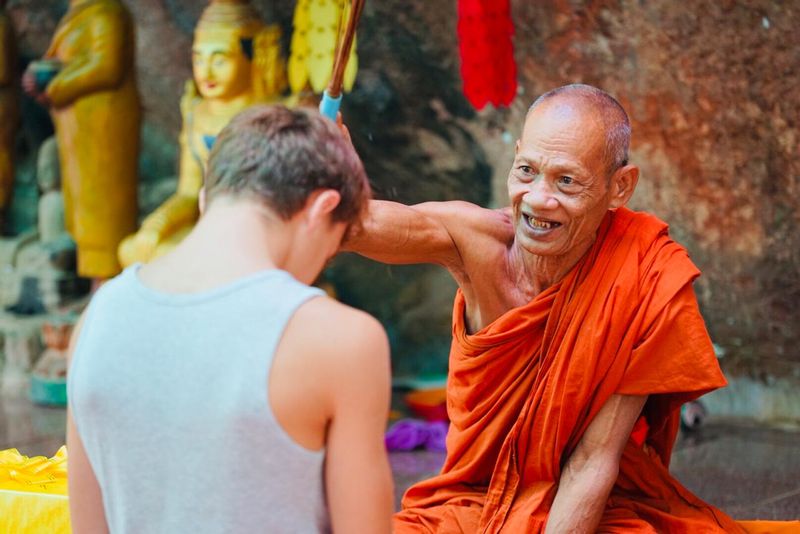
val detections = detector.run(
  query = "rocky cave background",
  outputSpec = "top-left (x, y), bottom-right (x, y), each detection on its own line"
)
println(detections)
top-left (6, 0), bottom-right (799, 380)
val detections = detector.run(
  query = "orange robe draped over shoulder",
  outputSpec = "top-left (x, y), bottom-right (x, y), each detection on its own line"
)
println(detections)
top-left (395, 208), bottom-right (798, 533)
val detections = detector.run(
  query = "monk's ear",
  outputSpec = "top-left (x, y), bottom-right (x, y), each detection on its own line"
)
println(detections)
top-left (608, 164), bottom-right (639, 208)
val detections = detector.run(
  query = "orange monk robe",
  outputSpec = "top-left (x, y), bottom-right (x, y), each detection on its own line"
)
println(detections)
top-left (395, 207), bottom-right (799, 533)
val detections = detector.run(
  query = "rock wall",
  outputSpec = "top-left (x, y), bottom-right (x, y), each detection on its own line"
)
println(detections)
top-left (6, 0), bottom-right (798, 378)
top-left (504, 0), bottom-right (799, 377)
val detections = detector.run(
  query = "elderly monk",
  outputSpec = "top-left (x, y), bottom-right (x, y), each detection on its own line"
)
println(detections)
top-left (345, 84), bottom-right (796, 533)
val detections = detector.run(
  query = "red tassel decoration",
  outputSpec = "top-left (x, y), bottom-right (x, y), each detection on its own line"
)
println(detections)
top-left (457, 0), bottom-right (517, 110)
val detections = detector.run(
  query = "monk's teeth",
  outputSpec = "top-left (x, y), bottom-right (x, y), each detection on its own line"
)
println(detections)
top-left (525, 215), bottom-right (560, 229)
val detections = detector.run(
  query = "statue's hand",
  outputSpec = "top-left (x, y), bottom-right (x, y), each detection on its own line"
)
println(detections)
top-left (132, 229), bottom-right (161, 261)
top-left (22, 68), bottom-right (51, 107)
top-left (22, 68), bottom-right (37, 96)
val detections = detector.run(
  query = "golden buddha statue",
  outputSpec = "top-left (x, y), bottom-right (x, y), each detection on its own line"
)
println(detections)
top-left (22, 0), bottom-right (140, 280)
top-left (0, 0), bottom-right (18, 226)
top-left (118, 0), bottom-right (286, 266)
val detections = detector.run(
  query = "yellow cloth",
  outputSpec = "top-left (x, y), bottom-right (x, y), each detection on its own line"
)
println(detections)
top-left (0, 447), bottom-right (70, 533)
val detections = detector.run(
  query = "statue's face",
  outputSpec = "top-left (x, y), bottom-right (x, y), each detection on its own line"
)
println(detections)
top-left (192, 31), bottom-right (252, 101)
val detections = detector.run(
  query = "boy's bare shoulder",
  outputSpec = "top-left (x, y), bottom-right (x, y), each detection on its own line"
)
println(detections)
top-left (283, 297), bottom-right (390, 409)
top-left (290, 296), bottom-right (389, 365)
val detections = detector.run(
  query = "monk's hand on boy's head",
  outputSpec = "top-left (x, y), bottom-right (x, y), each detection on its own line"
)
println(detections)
top-left (336, 112), bottom-right (353, 145)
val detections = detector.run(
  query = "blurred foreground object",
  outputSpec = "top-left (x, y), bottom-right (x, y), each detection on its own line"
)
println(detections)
top-left (0, 446), bottom-right (70, 533)
top-left (118, 0), bottom-right (287, 267)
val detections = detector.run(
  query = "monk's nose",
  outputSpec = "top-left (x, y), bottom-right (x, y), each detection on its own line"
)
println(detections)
top-left (523, 180), bottom-right (559, 211)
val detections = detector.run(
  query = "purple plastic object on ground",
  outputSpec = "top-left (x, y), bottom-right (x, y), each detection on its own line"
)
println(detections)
top-left (385, 419), bottom-right (449, 452)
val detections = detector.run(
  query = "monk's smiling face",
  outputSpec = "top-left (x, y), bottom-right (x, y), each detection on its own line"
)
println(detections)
top-left (508, 97), bottom-right (635, 265)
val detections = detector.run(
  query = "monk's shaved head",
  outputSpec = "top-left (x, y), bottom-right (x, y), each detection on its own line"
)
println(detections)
top-left (527, 84), bottom-right (631, 176)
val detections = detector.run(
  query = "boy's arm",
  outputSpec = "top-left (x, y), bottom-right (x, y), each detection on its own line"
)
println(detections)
top-left (323, 311), bottom-right (393, 533)
top-left (67, 413), bottom-right (109, 534)
top-left (66, 315), bottom-right (110, 533)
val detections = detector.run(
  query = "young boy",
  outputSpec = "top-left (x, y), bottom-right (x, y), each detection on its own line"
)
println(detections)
top-left (66, 106), bottom-right (393, 533)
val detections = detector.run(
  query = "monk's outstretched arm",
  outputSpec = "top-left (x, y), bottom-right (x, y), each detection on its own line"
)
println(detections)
top-left (342, 199), bottom-right (480, 270)
top-left (545, 394), bottom-right (647, 534)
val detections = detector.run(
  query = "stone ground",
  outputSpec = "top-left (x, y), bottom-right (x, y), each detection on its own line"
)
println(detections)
top-left (2, 396), bottom-right (798, 520)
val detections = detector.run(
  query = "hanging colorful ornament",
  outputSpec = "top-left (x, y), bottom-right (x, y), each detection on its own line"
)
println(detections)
top-left (457, 0), bottom-right (517, 110)
top-left (288, 0), bottom-right (359, 96)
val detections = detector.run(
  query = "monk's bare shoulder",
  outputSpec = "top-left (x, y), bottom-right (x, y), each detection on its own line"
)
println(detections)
top-left (432, 201), bottom-right (514, 276)
top-left (432, 201), bottom-right (513, 241)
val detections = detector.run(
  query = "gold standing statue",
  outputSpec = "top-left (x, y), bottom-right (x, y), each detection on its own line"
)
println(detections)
top-left (118, 0), bottom-right (286, 266)
top-left (23, 0), bottom-right (140, 280)
top-left (0, 0), bottom-right (18, 229)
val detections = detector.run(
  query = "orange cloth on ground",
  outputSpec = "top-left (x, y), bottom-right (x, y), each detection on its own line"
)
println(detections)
top-left (395, 207), bottom-right (798, 533)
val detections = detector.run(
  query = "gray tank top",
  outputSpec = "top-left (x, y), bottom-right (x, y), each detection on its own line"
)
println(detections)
top-left (69, 265), bottom-right (330, 533)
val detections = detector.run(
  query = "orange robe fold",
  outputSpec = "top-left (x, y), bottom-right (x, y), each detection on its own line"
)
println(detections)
top-left (395, 208), bottom-right (797, 533)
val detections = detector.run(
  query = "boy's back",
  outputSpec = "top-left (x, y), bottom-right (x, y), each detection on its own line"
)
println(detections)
top-left (66, 105), bottom-right (393, 533)
top-left (70, 266), bottom-right (332, 533)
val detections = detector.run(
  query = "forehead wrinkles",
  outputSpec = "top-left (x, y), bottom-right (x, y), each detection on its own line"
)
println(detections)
top-left (521, 103), bottom-right (606, 172)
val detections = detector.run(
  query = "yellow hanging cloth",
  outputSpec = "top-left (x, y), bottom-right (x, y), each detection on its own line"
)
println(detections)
top-left (0, 447), bottom-right (71, 533)
top-left (289, 0), bottom-right (358, 95)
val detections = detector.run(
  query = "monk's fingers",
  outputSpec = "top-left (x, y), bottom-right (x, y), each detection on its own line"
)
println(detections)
top-left (336, 113), bottom-right (353, 145)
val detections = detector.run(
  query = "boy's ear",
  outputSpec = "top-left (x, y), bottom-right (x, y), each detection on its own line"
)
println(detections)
top-left (306, 189), bottom-right (342, 226)
top-left (199, 187), bottom-right (207, 215)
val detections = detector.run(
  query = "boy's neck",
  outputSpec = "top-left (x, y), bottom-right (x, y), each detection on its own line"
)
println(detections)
top-left (139, 200), bottom-right (295, 294)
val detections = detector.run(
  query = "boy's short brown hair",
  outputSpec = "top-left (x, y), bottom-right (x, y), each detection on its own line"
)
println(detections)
top-left (205, 105), bottom-right (371, 225)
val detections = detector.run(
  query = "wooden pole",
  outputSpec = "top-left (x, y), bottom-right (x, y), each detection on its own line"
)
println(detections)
top-left (327, 0), bottom-right (365, 98)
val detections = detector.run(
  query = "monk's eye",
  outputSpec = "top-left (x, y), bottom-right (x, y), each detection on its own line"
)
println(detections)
top-left (517, 165), bottom-right (534, 175)
top-left (558, 175), bottom-right (574, 185)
